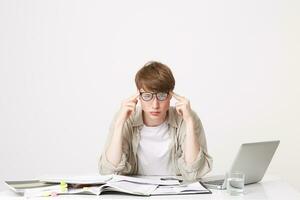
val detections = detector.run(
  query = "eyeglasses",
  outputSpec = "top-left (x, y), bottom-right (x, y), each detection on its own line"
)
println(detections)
top-left (140, 92), bottom-right (169, 101)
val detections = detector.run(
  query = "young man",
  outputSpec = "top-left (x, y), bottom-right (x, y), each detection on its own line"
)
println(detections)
top-left (99, 61), bottom-right (212, 181)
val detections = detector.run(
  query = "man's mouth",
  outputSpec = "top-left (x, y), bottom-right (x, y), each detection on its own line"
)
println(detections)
top-left (150, 111), bottom-right (160, 116)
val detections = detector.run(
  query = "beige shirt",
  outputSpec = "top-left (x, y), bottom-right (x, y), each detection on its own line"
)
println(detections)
top-left (98, 106), bottom-right (213, 182)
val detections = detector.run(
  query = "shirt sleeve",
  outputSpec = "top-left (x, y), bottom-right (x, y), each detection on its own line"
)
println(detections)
top-left (98, 111), bottom-right (133, 175)
top-left (176, 111), bottom-right (213, 181)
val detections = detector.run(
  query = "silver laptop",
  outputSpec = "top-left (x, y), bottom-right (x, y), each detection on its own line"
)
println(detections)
top-left (202, 140), bottom-right (280, 190)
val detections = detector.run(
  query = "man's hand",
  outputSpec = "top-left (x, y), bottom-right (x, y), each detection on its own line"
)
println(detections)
top-left (117, 92), bottom-right (139, 123)
top-left (106, 92), bottom-right (139, 167)
top-left (172, 92), bottom-right (200, 164)
top-left (171, 92), bottom-right (193, 122)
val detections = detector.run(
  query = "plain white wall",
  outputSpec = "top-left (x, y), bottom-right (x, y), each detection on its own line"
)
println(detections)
top-left (1, 0), bottom-right (299, 191)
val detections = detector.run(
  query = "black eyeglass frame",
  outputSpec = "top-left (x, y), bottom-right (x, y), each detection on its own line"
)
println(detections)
top-left (139, 91), bottom-right (169, 101)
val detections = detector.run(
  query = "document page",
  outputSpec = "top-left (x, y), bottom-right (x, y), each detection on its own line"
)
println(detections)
top-left (111, 175), bottom-right (180, 186)
top-left (151, 182), bottom-right (210, 195)
top-left (39, 174), bottom-right (112, 184)
top-left (104, 181), bottom-right (158, 196)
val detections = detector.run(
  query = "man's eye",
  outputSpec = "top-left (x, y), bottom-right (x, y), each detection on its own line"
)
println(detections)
top-left (157, 93), bottom-right (167, 98)
top-left (143, 94), bottom-right (152, 98)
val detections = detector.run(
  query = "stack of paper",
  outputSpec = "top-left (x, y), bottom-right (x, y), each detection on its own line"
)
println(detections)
top-left (4, 180), bottom-right (67, 197)
top-left (4, 174), bottom-right (211, 197)
top-left (39, 174), bottom-right (113, 185)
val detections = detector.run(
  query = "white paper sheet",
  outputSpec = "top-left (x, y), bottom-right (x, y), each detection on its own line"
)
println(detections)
top-left (151, 182), bottom-right (210, 195)
top-left (111, 175), bottom-right (180, 186)
top-left (104, 180), bottom-right (158, 196)
top-left (39, 174), bottom-right (112, 184)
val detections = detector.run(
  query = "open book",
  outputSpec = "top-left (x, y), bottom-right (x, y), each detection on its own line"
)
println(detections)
top-left (5, 175), bottom-right (211, 197)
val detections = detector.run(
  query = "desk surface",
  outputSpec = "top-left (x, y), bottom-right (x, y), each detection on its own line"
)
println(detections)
top-left (1, 176), bottom-right (300, 200)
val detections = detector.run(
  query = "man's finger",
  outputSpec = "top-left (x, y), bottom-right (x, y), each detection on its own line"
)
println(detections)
top-left (129, 92), bottom-right (140, 101)
top-left (126, 102), bottom-right (137, 108)
top-left (171, 92), bottom-right (184, 100)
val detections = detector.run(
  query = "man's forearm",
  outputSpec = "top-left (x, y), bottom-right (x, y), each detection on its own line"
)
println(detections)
top-left (105, 120), bottom-right (125, 167)
top-left (184, 120), bottom-right (201, 164)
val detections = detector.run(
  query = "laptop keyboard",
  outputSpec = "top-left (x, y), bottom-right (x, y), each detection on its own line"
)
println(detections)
top-left (204, 179), bottom-right (224, 185)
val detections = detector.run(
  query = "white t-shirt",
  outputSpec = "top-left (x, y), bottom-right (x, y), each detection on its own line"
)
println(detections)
top-left (137, 122), bottom-right (175, 176)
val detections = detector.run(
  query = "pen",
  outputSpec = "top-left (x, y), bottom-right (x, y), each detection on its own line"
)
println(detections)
top-left (160, 177), bottom-right (183, 182)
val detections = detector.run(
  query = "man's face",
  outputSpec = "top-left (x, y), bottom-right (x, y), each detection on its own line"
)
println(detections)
top-left (139, 89), bottom-right (171, 122)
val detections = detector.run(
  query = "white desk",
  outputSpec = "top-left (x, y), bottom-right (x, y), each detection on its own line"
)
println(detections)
top-left (1, 176), bottom-right (300, 200)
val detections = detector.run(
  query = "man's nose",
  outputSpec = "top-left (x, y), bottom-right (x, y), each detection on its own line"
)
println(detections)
top-left (152, 96), bottom-right (159, 109)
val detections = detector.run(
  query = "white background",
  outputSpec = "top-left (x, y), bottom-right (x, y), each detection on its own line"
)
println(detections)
top-left (0, 0), bottom-right (299, 191)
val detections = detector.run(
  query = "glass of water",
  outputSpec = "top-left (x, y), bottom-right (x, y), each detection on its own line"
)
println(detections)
top-left (226, 172), bottom-right (245, 196)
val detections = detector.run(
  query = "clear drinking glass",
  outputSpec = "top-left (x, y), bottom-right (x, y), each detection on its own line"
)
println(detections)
top-left (226, 172), bottom-right (245, 196)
